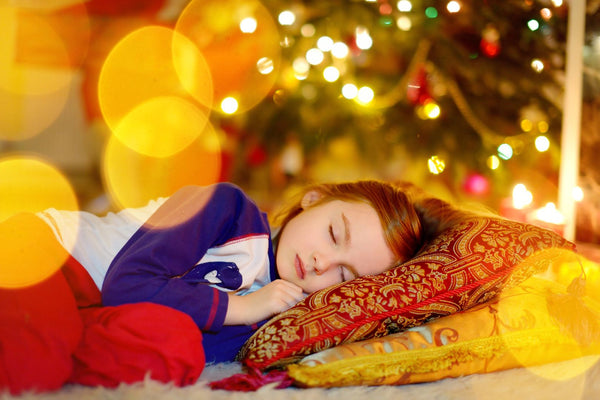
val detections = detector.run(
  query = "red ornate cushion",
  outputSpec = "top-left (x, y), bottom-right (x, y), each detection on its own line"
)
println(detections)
top-left (237, 217), bottom-right (575, 370)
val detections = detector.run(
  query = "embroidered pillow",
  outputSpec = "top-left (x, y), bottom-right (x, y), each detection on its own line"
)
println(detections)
top-left (237, 218), bottom-right (575, 370)
top-left (287, 274), bottom-right (600, 387)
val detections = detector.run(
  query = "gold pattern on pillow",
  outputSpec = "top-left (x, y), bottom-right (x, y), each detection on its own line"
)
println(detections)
top-left (238, 218), bottom-right (575, 370)
top-left (287, 276), bottom-right (600, 387)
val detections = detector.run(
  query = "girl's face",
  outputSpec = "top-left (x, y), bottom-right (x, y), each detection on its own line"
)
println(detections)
top-left (275, 191), bottom-right (395, 294)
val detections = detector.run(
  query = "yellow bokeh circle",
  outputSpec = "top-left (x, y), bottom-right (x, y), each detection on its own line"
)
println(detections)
top-left (175, 0), bottom-right (281, 114)
top-left (98, 25), bottom-right (213, 133)
top-left (102, 122), bottom-right (222, 213)
top-left (113, 96), bottom-right (210, 158)
top-left (0, 155), bottom-right (79, 222)
top-left (0, 156), bottom-right (78, 288)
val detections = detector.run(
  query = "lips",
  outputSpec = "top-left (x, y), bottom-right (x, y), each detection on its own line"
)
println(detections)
top-left (294, 254), bottom-right (305, 280)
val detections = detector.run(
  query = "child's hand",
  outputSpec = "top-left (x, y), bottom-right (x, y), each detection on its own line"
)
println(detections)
top-left (225, 280), bottom-right (306, 326)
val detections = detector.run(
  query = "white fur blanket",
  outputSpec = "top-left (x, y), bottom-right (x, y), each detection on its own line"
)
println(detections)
top-left (6, 356), bottom-right (600, 400)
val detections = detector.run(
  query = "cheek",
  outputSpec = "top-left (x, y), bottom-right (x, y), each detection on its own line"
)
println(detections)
top-left (305, 271), bottom-right (340, 293)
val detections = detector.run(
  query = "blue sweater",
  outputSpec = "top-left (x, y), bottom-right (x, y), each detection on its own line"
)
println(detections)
top-left (102, 183), bottom-right (278, 362)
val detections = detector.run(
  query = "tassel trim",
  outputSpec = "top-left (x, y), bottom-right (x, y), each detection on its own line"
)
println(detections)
top-left (209, 366), bottom-right (292, 392)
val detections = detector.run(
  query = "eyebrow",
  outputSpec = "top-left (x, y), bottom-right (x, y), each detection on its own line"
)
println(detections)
top-left (342, 212), bottom-right (351, 246)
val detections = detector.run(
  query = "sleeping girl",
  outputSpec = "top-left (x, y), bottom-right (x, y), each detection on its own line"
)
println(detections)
top-left (0, 179), bottom-right (467, 394)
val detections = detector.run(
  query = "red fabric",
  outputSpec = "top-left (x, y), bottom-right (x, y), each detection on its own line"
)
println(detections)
top-left (61, 255), bottom-right (102, 308)
top-left (0, 214), bottom-right (205, 394)
top-left (70, 303), bottom-right (205, 387)
top-left (0, 271), bottom-right (83, 395)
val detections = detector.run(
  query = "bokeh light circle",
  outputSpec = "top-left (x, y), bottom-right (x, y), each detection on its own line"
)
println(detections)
top-left (175, 0), bottom-right (281, 114)
top-left (0, 3), bottom-right (82, 140)
top-left (113, 96), bottom-right (210, 158)
top-left (98, 25), bottom-right (213, 133)
top-left (102, 122), bottom-right (222, 212)
top-left (0, 156), bottom-right (79, 288)
top-left (0, 155), bottom-right (79, 221)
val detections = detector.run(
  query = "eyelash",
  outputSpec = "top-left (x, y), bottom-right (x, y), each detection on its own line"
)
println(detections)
top-left (329, 224), bottom-right (336, 244)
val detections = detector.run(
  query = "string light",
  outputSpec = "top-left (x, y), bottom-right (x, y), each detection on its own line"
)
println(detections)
top-left (342, 83), bottom-right (358, 99)
top-left (239, 17), bottom-right (257, 33)
top-left (423, 100), bottom-right (441, 119)
top-left (397, 0), bottom-right (412, 12)
top-left (355, 26), bottom-right (373, 50)
top-left (256, 57), bottom-right (274, 74)
top-left (306, 48), bottom-right (324, 65)
top-left (396, 16), bottom-right (412, 31)
top-left (497, 143), bottom-right (513, 160)
top-left (278, 10), bottom-right (296, 26)
top-left (572, 186), bottom-right (584, 202)
top-left (531, 59), bottom-right (544, 72)
top-left (317, 36), bottom-right (334, 52)
top-left (356, 86), bottom-right (375, 104)
top-left (487, 155), bottom-right (500, 170)
top-left (425, 7), bottom-right (438, 18)
top-left (301, 24), bottom-right (316, 37)
top-left (323, 66), bottom-right (340, 82)
top-left (428, 155), bottom-right (445, 174)
top-left (221, 97), bottom-right (238, 114)
top-left (535, 135), bottom-right (550, 152)
top-left (512, 183), bottom-right (533, 209)
top-left (527, 19), bottom-right (540, 31)
top-left (520, 118), bottom-right (533, 132)
top-left (446, 1), bottom-right (461, 13)
top-left (331, 41), bottom-right (350, 58)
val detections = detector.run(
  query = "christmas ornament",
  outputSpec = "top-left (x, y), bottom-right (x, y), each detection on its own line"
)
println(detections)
top-left (480, 24), bottom-right (501, 57)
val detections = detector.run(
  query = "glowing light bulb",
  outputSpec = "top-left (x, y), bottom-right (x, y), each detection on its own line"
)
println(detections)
top-left (535, 135), bottom-right (550, 152)
top-left (531, 59), bottom-right (544, 72)
top-left (306, 48), bottom-right (324, 65)
top-left (397, 0), bottom-right (412, 12)
top-left (428, 155), bottom-right (445, 174)
top-left (520, 119), bottom-right (533, 132)
top-left (301, 24), bottom-right (315, 37)
top-left (357, 86), bottom-right (374, 104)
top-left (292, 57), bottom-right (310, 74)
top-left (512, 184), bottom-right (533, 209)
top-left (425, 7), bottom-right (438, 18)
top-left (256, 57), bottom-right (274, 74)
top-left (497, 143), bottom-right (513, 160)
top-left (317, 36), bottom-right (334, 52)
top-left (342, 83), bottom-right (358, 99)
top-left (278, 10), bottom-right (296, 26)
top-left (487, 155), bottom-right (500, 170)
top-left (534, 202), bottom-right (564, 224)
top-left (355, 27), bottom-right (373, 50)
top-left (331, 42), bottom-right (349, 58)
top-left (239, 17), bottom-right (257, 33)
top-left (423, 100), bottom-right (441, 119)
top-left (396, 16), bottom-right (412, 31)
top-left (447, 1), bottom-right (461, 13)
top-left (323, 66), bottom-right (340, 82)
top-left (527, 19), bottom-right (540, 31)
top-left (221, 97), bottom-right (238, 114)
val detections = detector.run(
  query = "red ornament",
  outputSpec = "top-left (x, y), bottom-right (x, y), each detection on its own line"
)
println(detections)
top-left (480, 24), bottom-right (501, 58)
top-left (480, 38), bottom-right (500, 57)
top-left (407, 66), bottom-right (432, 105)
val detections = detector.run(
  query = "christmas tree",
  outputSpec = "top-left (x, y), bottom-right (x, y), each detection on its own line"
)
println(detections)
top-left (222, 0), bottom-right (575, 212)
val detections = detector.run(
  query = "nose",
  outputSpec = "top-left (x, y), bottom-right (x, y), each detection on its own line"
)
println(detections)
top-left (313, 253), bottom-right (336, 275)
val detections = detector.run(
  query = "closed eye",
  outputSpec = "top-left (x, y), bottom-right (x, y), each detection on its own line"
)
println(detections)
top-left (329, 224), bottom-right (336, 244)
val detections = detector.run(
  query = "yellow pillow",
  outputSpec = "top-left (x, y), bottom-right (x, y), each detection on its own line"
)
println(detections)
top-left (287, 274), bottom-right (600, 387)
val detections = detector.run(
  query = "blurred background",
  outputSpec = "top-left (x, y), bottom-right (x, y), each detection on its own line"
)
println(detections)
top-left (1, 0), bottom-right (599, 245)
